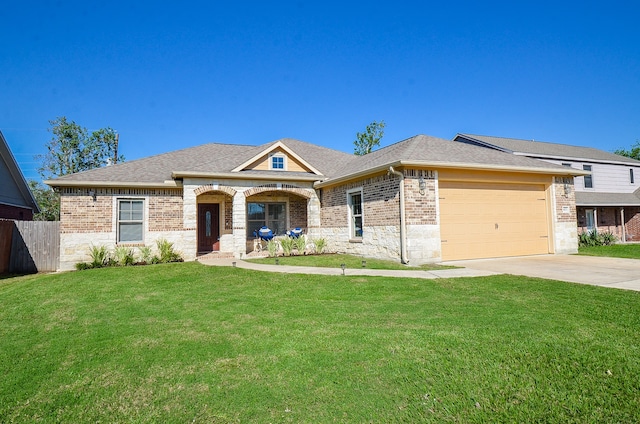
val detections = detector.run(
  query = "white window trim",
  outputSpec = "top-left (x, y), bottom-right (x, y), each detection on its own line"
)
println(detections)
top-left (347, 188), bottom-right (363, 240)
top-left (582, 164), bottom-right (594, 189)
top-left (113, 197), bottom-right (147, 244)
top-left (269, 152), bottom-right (286, 171)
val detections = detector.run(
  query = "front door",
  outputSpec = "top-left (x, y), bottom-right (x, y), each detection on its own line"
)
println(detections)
top-left (198, 203), bottom-right (220, 252)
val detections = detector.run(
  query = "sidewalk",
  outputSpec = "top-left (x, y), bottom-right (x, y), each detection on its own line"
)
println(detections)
top-left (196, 257), bottom-right (500, 279)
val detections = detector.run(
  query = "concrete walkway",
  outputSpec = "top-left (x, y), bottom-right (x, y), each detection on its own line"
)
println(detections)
top-left (198, 254), bottom-right (640, 292)
top-left (196, 257), bottom-right (499, 279)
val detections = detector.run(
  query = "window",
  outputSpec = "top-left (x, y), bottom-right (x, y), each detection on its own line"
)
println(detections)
top-left (271, 155), bottom-right (285, 170)
top-left (118, 199), bottom-right (144, 242)
top-left (562, 162), bottom-right (572, 167)
top-left (631, 169), bottom-right (635, 184)
top-left (247, 202), bottom-right (286, 237)
top-left (585, 209), bottom-right (595, 231)
top-left (348, 190), bottom-right (363, 239)
top-left (583, 165), bottom-right (593, 188)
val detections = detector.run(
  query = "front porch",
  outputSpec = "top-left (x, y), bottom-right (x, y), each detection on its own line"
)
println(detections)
top-left (189, 182), bottom-right (319, 259)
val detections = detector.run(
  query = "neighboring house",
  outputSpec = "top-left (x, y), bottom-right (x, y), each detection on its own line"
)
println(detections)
top-left (454, 134), bottom-right (640, 242)
top-left (0, 131), bottom-right (40, 220)
top-left (45, 135), bottom-right (584, 271)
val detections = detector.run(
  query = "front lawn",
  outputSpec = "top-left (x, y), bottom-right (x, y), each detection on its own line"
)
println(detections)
top-left (578, 243), bottom-right (640, 259)
top-left (1, 263), bottom-right (639, 422)
top-left (247, 253), bottom-right (456, 270)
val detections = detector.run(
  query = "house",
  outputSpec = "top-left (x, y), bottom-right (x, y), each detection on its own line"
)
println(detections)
top-left (0, 130), bottom-right (40, 220)
top-left (45, 135), bottom-right (585, 271)
top-left (454, 134), bottom-right (640, 242)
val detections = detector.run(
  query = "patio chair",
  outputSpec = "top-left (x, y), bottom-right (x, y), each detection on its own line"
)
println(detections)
top-left (286, 227), bottom-right (304, 238)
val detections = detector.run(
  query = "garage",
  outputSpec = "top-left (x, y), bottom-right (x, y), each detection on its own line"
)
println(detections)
top-left (439, 181), bottom-right (550, 261)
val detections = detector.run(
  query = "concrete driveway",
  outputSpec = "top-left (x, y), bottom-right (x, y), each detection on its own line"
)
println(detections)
top-left (445, 255), bottom-right (640, 291)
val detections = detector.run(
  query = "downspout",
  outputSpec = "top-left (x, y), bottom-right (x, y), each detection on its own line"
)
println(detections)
top-left (388, 166), bottom-right (409, 264)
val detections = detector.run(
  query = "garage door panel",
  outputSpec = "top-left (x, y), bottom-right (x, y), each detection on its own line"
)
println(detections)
top-left (439, 181), bottom-right (549, 261)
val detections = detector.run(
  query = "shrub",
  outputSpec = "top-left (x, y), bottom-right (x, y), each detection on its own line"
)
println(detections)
top-left (156, 238), bottom-right (183, 263)
top-left (579, 229), bottom-right (617, 247)
top-left (294, 235), bottom-right (306, 255)
top-left (280, 237), bottom-right (294, 256)
top-left (267, 239), bottom-right (279, 257)
top-left (138, 246), bottom-right (153, 264)
top-left (75, 262), bottom-right (92, 271)
top-left (89, 245), bottom-right (109, 268)
top-left (114, 246), bottom-right (135, 266)
top-left (312, 238), bottom-right (327, 254)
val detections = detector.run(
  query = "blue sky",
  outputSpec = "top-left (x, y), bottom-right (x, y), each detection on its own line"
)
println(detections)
top-left (2, 1), bottom-right (639, 181)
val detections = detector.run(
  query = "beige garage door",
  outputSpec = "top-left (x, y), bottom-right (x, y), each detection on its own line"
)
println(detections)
top-left (439, 181), bottom-right (550, 261)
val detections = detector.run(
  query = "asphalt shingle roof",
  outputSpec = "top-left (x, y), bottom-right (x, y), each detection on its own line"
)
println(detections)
top-left (575, 191), bottom-right (640, 206)
top-left (329, 134), bottom-right (570, 180)
top-left (48, 138), bottom-right (354, 185)
top-left (456, 134), bottom-right (640, 165)
top-left (47, 135), bottom-right (576, 187)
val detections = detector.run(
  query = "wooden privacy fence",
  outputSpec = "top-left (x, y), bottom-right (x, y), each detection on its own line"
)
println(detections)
top-left (0, 220), bottom-right (60, 273)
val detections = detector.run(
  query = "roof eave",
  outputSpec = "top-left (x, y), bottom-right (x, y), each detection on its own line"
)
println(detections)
top-left (44, 180), bottom-right (183, 189)
top-left (315, 160), bottom-right (588, 188)
top-left (511, 152), bottom-right (640, 166)
top-left (172, 171), bottom-right (323, 182)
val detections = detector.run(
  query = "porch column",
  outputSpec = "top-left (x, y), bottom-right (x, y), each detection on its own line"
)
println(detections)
top-left (232, 191), bottom-right (247, 257)
top-left (307, 191), bottom-right (321, 234)
top-left (621, 208), bottom-right (626, 243)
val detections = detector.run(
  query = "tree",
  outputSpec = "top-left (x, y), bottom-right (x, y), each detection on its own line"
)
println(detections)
top-left (614, 140), bottom-right (640, 160)
top-left (33, 117), bottom-right (124, 221)
top-left (28, 180), bottom-right (60, 221)
top-left (354, 120), bottom-right (385, 156)
top-left (36, 117), bottom-right (124, 180)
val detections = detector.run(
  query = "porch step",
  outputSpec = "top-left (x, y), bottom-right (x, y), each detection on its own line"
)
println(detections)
top-left (197, 251), bottom-right (235, 260)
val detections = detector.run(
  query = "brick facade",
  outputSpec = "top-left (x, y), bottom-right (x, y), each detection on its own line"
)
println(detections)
top-left (577, 206), bottom-right (640, 241)
top-left (0, 204), bottom-right (33, 220)
top-left (554, 177), bottom-right (577, 223)
top-left (320, 173), bottom-right (400, 228)
top-left (289, 196), bottom-right (308, 229)
top-left (404, 169), bottom-right (437, 225)
top-left (60, 187), bottom-right (184, 233)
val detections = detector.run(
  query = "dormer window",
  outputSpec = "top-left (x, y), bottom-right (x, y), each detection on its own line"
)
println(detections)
top-left (270, 154), bottom-right (285, 170)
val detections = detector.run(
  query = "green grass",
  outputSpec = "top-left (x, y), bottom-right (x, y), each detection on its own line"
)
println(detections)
top-left (247, 253), bottom-right (456, 270)
top-left (1, 263), bottom-right (639, 423)
top-left (578, 243), bottom-right (640, 259)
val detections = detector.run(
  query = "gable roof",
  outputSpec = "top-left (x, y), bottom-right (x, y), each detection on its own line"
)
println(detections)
top-left (455, 133), bottom-right (640, 166)
top-left (46, 138), bottom-right (355, 187)
top-left (317, 134), bottom-right (585, 187)
top-left (0, 130), bottom-right (40, 213)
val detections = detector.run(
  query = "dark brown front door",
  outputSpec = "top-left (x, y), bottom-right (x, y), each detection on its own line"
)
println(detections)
top-left (198, 203), bottom-right (220, 252)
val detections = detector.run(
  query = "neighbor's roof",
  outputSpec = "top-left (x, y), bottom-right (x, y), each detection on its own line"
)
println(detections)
top-left (46, 138), bottom-right (354, 187)
top-left (455, 134), bottom-right (640, 165)
top-left (0, 130), bottom-right (40, 213)
top-left (317, 134), bottom-right (585, 187)
top-left (575, 191), bottom-right (640, 207)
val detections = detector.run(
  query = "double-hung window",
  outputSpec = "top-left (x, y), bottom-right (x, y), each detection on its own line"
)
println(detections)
top-left (118, 199), bottom-right (144, 243)
top-left (348, 190), bottom-right (363, 239)
top-left (583, 165), bottom-right (593, 188)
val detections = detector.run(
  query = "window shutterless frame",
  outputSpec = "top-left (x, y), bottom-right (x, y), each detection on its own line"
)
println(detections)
top-left (583, 165), bottom-right (593, 188)
top-left (117, 199), bottom-right (144, 243)
top-left (347, 189), bottom-right (363, 239)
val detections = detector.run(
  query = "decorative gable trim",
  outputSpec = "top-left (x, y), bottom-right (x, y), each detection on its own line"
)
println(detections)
top-left (231, 141), bottom-right (322, 175)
